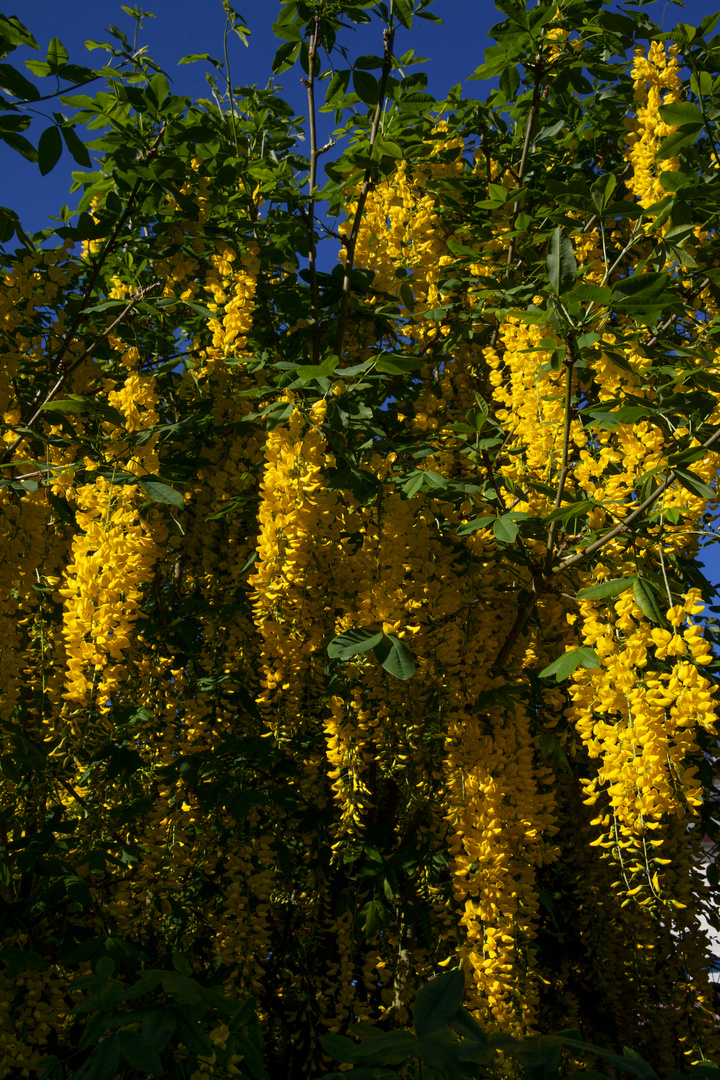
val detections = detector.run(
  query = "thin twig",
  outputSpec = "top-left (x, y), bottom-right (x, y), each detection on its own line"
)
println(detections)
top-left (490, 341), bottom-right (720, 671)
top-left (505, 36), bottom-right (545, 270)
top-left (304, 10), bottom-right (321, 364)
top-left (334, 24), bottom-right (395, 358)
top-left (3, 284), bottom-right (158, 460)
top-left (556, 423), bottom-right (720, 572)
top-left (644, 277), bottom-right (709, 349)
top-left (2, 125), bottom-right (166, 467)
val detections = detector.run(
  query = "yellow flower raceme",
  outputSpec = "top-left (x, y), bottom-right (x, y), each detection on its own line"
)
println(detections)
top-left (59, 477), bottom-right (165, 708)
top-left (625, 41), bottom-right (683, 213)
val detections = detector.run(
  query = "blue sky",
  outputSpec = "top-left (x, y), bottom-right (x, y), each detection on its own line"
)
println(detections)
top-left (3, 0), bottom-right (719, 589)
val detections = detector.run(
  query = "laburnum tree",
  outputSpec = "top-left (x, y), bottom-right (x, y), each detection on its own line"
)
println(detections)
top-left (2, 0), bottom-right (720, 1076)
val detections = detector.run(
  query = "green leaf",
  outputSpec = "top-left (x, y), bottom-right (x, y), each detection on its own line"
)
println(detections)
top-left (118, 1031), bottom-right (162, 1077)
top-left (272, 15), bottom-right (302, 41)
top-left (353, 69), bottom-right (380, 105)
top-left (272, 40), bottom-right (301, 74)
top-left (392, 0), bottom-right (414, 30)
top-left (0, 115), bottom-right (31, 134)
top-left (0, 61), bottom-right (39, 99)
top-left (25, 59), bottom-right (52, 77)
top-left (46, 37), bottom-right (69, 69)
top-left (465, 402), bottom-right (488, 432)
top-left (493, 515), bottom-right (518, 544)
top-left (1, 130), bottom-right (37, 161)
top-left (544, 500), bottom-right (594, 524)
top-left (0, 205), bottom-right (17, 243)
top-left (423, 306), bottom-right (450, 322)
top-left (539, 647), bottom-right (601, 683)
top-left (547, 227), bottom-right (577, 296)
top-left (328, 629), bottom-right (384, 661)
top-left (296, 355), bottom-right (339, 380)
top-left (71, 1034), bottom-right (120, 1080)
top-left (0, 15), bottom-right (39, 51)
top-left (571, 283), bottom-right (612, 304)
top-left (139, 479), bottom-right (185, 508)
top-left (450, 1006), bottom-right (490, 1046)
top-left (657, 101), bottom-right (703, 128)
top-left (141, 1009), bottom-right (176, 1052)
top-left (39, 395), bottom-right (124, 427)
top-left (320, 1032), bottom-right (365, 1064)
top-left (172, 1011), bottom-right (212, 1056)
top-left (577, 577), bottom-right (636, 601)
top-left (325, 68), bottom-right (351, 105)
top-left (590, 173), bottom-right (616, 213)
top-left (37, 124), bottom-right (62, 175)
top-left (324, 1030), bottom-right (417, 1066)
top-left (456, 516), bottom-right (494, 536)
top-left (421, 470), bottom-right (447, 490)
top-left (402, 472), bottom-right (424, 498)
top-left (372, 634), bottom-right (416, 680)
top-left (178, 53), bottom-right (215, 64)
top-left (172, 952), bottom-right (192, 977)
top-left (632, 579), bottom-right (665, 624)
top-left (374, 135), bottom-right (402, 159)
top-left (375, 355), bottom-right (426, 375)
top-left (613, 272), bottom-right (667, 300)
top-left (161, 973), bottom-right (202, 1003)
top-left (656, 127), bottom-right (699, 159)
top-left (413, 969), bottom-right (465, 1036)
top-left (673, 467), bottom-right (714, 500)
top-left (499, 64), bottom-right (520, 99)
top-left (61, 124), bottom-right (91, 167)
top-left (148, 72), bottom-right (169, 108)
top-left (667, 447), bottom-right (707, 467)
top-left (559, 1037), bottom-right (658, 1080)
top-left (234, 1034), bottom-right (270, 1080)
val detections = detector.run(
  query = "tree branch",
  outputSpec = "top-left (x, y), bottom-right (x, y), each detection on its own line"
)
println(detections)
top-left (489, 587), bottom-right (539, 678)
top-left (545, 332), bottom-right (578, 570)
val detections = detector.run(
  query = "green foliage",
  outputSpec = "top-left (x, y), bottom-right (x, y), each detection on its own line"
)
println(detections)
top-left (319, 970), bottom-right (718, 1080)
top-left (31, 937), bottom-right (264, 1080)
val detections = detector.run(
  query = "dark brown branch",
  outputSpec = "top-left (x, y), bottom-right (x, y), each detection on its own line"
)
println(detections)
top-left (544, 333), bottom-right (578, 570)
top-left (489, 588), bottom-right (539, 678)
